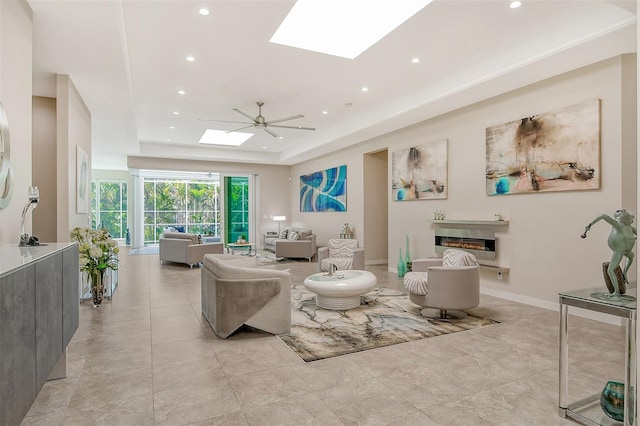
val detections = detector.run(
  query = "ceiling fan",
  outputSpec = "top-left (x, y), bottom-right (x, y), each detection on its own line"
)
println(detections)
top-left (201, 101), bottom-right (315, 138)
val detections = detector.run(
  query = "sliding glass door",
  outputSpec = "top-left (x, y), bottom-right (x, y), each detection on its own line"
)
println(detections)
top-left (221, 174), bottom-right (255, 245)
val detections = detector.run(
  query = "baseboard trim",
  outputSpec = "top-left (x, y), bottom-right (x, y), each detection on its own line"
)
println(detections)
top-left (480, 286), bottom-right (623, 326)
top-left (366, 259), bottom-right (388, 265)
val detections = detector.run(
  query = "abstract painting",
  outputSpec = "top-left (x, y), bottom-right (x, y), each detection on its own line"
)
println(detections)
top-left (76, 145), bottom-right (89, 213)
top-left (486, 99), bottom-right (600, 196)
top-left (300, 165), bottom-right (346, 212)
top-left (391, 139), bottom-right (448, 201)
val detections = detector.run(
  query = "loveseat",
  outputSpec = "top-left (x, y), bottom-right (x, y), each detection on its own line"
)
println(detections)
top-left (201, 254), bottom-right (291, 338)
top-left (264, 227), bottom-right (316, 261)
top-left (159, 232), bottom-right (224, 268)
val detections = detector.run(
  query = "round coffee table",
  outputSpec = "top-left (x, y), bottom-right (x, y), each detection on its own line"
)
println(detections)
top-left (303, 270), bottom-right (377, 310)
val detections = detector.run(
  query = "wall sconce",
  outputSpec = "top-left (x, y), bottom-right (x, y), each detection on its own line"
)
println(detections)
top-left (273, 215), bottom-right (286, 233)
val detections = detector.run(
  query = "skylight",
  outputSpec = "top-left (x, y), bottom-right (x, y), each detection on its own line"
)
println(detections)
top-left (270, 0), bottom-right (433, 59)
top-left (198, 129), bottom-right (253, 146)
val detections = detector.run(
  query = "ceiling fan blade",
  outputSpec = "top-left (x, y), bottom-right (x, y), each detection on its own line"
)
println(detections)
top-left (233, 108), bottom-right (257, 122)
top-left (263, 127), bottom-right (280, 138)
top-left (269, 124), bottom-right (316, 131)
top-left (266, 114), bottom-right (304, 125)
top-left (199, 118), bottom-right (253, 125)
top-left (226, 125), bottom-right (255, 133)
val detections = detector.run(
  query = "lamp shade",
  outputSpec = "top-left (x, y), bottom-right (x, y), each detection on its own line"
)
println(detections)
top-left (273, 215), bottom-right (286, 221)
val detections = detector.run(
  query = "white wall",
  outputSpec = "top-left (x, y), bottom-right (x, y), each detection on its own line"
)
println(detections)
top-left (0, 0), bottom-right (32, 244)
top-left (363, 149), bottom-right (388, 263)
top-left (292, 55), bottom-right (636, 306)
top-left (56, 74), bottom-right (92, 241)
top-left (32, 96), bottom-right (57, 243)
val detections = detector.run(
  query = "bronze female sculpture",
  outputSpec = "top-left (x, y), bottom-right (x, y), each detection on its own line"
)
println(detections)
top-left (582, 209), bottom-right (636, 296)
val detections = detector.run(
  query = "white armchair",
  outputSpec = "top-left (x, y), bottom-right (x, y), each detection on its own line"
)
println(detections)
top-left (159, 232), bottom-right (224, 268)
top-left (403, 249), bottom-right (480, 320)
top-left (318, 239), bottom-right (365, 272)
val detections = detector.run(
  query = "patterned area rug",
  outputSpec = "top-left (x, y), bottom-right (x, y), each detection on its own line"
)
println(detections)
top-left (278, 284), bottom-right (499, 362)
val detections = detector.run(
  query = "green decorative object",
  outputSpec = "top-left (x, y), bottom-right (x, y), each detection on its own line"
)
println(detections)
top-left (582, 209), bottom-right (637, 296)
top-left (397, 248), bottom-right (406, 277)
top-left (600, 380), bottom-right (624, 422)
top-left (405, 235), bottom-right (412, 272)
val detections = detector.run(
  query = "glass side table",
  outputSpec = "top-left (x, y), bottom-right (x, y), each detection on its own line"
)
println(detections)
top-left (559, 287), bottom-right (637, 426)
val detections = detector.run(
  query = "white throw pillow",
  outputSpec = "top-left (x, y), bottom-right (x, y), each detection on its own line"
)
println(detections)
top-left (403, 272), bottom-right (429, 295)
top-left (442, 249), bottom-right (478, 267)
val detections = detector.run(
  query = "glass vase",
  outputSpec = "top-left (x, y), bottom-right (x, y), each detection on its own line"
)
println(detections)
top-left (397, 248), bottom-right (406, 277)
top-left (405, 235), bottom-right (411, 272)
top-left (90, 269), bottom-right (105, 307)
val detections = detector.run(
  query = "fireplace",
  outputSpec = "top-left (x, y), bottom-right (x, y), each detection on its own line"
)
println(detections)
top-left (434, 228), bottom-right (496, 260)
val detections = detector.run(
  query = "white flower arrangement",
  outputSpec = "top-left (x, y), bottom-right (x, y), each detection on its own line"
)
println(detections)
top-left (70, 227), bottom-right (119, 286)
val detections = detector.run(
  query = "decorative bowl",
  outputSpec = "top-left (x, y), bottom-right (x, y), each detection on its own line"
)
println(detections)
top-left (600, 380), bottom-right (624, 422)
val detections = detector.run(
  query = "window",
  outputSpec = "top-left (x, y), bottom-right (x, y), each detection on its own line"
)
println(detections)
top-left (143, 177), bottom-right (220, 245)
top-left (91, 180), bottom-right (128, 239)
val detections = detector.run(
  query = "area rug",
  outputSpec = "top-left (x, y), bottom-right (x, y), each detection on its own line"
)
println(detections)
top-left (128, 246), bottom-right (159, 256)
top-left (278, 284), bottom-right (499, 362)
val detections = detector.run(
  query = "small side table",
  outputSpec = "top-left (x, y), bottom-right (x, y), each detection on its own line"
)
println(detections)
top-left (227, 242), bottom-right (254, 256)
top-left (558, 287), bottom-right (637, 426)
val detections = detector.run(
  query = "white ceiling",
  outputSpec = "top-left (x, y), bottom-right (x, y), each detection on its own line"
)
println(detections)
top-left (28, 0), bottom-right (637, 170)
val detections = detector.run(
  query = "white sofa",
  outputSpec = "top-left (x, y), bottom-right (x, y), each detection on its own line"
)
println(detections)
top-left (201, 254), bottom-right (291, 338)
top-left (159, 232), bottom-right (224, 268)
top-left (264, 227), bottom-right (316, 261)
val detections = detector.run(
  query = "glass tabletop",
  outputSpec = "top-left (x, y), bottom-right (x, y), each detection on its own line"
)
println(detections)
top-left (559, 287), bottom-right (636, 318)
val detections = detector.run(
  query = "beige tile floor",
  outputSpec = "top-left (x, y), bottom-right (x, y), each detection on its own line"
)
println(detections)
top-left (21, 248), bottom-right (624, 425)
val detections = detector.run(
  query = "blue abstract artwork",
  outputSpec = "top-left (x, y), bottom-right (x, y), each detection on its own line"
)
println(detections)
top-left (300, 165), bottom-right (347, 212)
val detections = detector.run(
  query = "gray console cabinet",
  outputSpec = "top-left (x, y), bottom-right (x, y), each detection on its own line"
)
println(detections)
top-left (0, 243), bottom-right (79, 426)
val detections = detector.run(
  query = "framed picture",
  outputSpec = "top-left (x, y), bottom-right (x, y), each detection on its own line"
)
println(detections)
top-left (392, 139), bottom-right (448, 201)
top-left (76, 145), bottom-right (89, 213)
top-left (300, 165), bottom-right (347, 212)
top-left (486, 99), bottom-right (600, 195)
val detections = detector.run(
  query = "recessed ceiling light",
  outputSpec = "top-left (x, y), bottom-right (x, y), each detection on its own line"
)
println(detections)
top-left (198, 8), bottom-right (210, 16)
top-left (411, 57), bottom-right (420, 64)
top-left (510, 1), bottom-right (522, 8)
top-left (186, 56), bottom-right (195, 62)
top-left (361, 87), bottom-right (369, 92)
top-left (262, 146), bottom-right (267, 150)
top-left (173, 111), bottom-right (179, 115)
top-left (278, 136), bottom-right (283, 140)
top-left (199, 129), bottom-right (253, 146)
top-left (270, 0), bottom-right (433, 59)
top-left (322, 110), bottom-right (328, 115)
top-left (169, 126), bottom-right (175, 129)
top-left (166, 139), bottom-right (171, 142)
top-left (178, 90), bottom-right (186, 95)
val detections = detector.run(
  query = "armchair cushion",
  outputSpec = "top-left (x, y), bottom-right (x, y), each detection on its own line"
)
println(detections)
top-left (328, 239), bottom-right (359, 258)
top-left (318, 239), bottom-right (364, 272)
